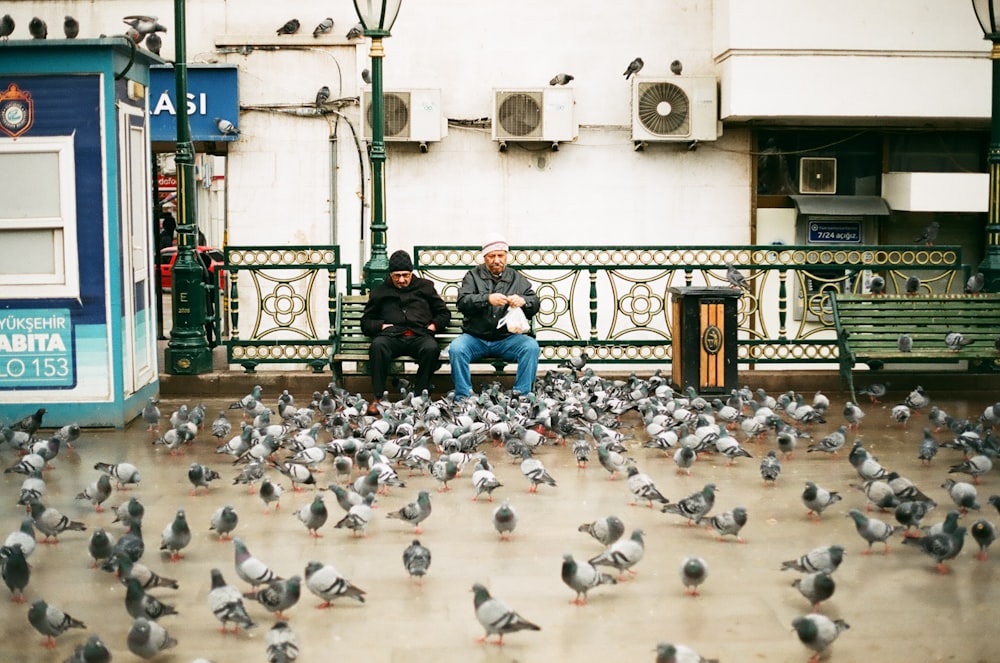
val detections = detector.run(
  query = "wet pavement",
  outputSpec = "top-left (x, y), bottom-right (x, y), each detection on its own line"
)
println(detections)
top-left (1, 385), bottom-right (999, 663)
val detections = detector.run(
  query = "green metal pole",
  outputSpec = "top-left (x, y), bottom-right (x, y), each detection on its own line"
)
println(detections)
top-left (164, 0), bottom-right (212, 374)
top-left (981, 40), bottom-right (1000, 292)
top-left (363, 36), bottom-right (389, 292)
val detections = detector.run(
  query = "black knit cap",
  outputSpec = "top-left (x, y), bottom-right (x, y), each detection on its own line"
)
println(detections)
top-left (388, 250), bottom-right (413, 273)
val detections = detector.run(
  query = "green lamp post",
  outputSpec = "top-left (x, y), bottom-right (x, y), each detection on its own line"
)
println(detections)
top-left (973, 0), bottom-right (1000, 293)
top-left (353, 0), bottom-right (403, 292)
top-left (164, 0), bottom-right (213, 374)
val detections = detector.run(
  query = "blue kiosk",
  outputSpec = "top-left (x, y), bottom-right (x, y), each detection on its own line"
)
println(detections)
top-left (0, 39), bottom-right (163, 428)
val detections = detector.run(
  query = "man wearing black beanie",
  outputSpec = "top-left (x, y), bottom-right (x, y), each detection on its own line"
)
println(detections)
top-left (360, 250), bottom-right (451, 413)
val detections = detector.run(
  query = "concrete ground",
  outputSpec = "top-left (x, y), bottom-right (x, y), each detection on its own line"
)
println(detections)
top-left (1, 380), bottom-right (999, 662)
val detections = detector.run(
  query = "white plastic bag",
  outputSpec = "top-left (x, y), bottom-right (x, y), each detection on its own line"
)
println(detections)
top-left (497, 306), bottom-right (530, 334)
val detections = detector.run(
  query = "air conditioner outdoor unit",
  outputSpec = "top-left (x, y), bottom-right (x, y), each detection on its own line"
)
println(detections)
top-left (491, 87), bottom-right (577, 145)
top-left (799, 157), bottom-right (837, 194)
top-left (630, 76), bottom-right (719, 143)
top-left (362, 88), bottom-right (445, 144)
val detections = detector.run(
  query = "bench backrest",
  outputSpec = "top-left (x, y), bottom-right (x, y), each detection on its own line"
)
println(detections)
top-left (334, 294), bottom-right (464, 357)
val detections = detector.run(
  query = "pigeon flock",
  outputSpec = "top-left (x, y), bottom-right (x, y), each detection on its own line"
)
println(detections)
top-left (0, 374), bottom-right (999, 661)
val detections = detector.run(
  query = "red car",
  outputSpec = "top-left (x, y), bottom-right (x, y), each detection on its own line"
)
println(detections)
top-left (159, 246), bottom-right (226, 293)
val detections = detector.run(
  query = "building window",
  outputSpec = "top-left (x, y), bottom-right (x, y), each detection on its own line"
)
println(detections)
top-left (0, 136), bottom-right (79, 299)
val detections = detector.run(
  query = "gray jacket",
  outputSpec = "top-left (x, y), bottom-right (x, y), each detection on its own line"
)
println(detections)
top-left (456, 264), bottom-right (539, 341)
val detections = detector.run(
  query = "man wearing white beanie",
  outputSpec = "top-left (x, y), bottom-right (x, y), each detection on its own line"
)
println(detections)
top-left (449, 233), bottom-right (540, 399)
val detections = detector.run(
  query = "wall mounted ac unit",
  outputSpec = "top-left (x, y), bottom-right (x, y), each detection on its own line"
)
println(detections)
top-left (630, 76), bottom-right (719, 143)
top-left (491, 87), bottom-right (577, 146)
top-left (799, 157), bottom-right (837, 194)
top-left (362, 88), bottom-right (445, 144)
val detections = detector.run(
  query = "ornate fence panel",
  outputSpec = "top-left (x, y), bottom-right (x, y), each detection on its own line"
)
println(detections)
top-left (414, 244), bottom-right (967, 367)
top-left (223, 246), bottom-right (350, 373)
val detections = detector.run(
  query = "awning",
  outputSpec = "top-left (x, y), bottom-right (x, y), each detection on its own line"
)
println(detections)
top-left (790, 195), bottom-right (891, 217)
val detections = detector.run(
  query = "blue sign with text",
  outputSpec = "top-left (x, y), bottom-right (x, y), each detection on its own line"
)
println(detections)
top-left (0, 309), bottom-right (74, 389)
top-left (149, 65), bottom-right (239, 142)
top-left (808, 221), bottom-right (862, 244)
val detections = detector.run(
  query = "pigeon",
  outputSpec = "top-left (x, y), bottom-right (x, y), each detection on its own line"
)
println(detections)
top-left (159, 508), bottom-right (191, 561)
top-left (346, 22), bottom-right (364, 39)
top-left (109, 520), bottom-right (145, 563)
top-left (113, 496), bottom-right (145, 531)
top-left (549, 73), bottom-right (575, 86)
top-left (304, 560), bottom-right (366, 606)
top-left (492, 499), bottom-right (518, 540)
top-left (471, 582), bottom-right (541, 645)
top-left (430, 456), bottom-right (458, 491)
top-left (94, 461), bottom-right (141, 489)
top-left (970, 519), bottom-right (997, 560)
top-left (230, 385), bottom-right (262, 410)
top-left (622, 57), bottom-right (644, 80)
top-left (63, 634), bottom-right (112, 663)
top-left (949, 455), bottom-right (993, 484)
top-left (28, 500), bottom-right (86, 542)
top-left (781, 544), bottom-right (846, 574)
top-left (209, 505), bottom-right (239, 541)
top-left (29, 17), bottom-right (47, 39)
top-left (807, 425), bottom-right (847, 456)
top-left (315, 85), bottom-right (330, 108)
top-left (904, 274), bottom-right (921, 295)
top-left (258, 477), bottom-right (284, 513)
top-left (28, 599), bottom-right (86, 649)
top-left (5, 518), bottom-right (37, 560)
top-left (0, 14), bottom-right (14, 40)
top-left (791, 571), bottom-right (836, 611)
top-left (519, 447), bottom-right (557, 492)
top-left (966, 272), bottom-right (985, 294)
top-left (891, 404), bottom-right (912, 425)
top-left (334, 492), bottom-right (374, 537)
top-left (588, 527), bottom-right (645, 579)
top-left (107, 555), bottom-right (179, 591)
top-left (847, 508), bottom-right (902, 555)
top-left (234, 537), bottom-right (281, 586)
top-left (655, 642), bottom-right (718, 663)
top-left (914, 221), bottom-right (939, 246)
top-left (402, 539), bottom-right (432, 584)
top-left (894, 499), bottom-right (937, 534)
top-left (126, 616), bottom-right (177, 659)
top-left (5, 452), bottom-right (46, 476)
top-left (276, 19), bottom-right (301, 36)
top-left (125, 577), bottom-right (179, 621)
top-left (842, 401), bottom-right (865, 430)
top-left (904, 385), bottom-right (930, 410)
top-left (188, 463), bottom-right (221, 496)
top-left (596, 443), bottom-right (633, 479)
top-left (145, 31), bottom-right (162, 54)
top-left (917, 429), bottom-right (939, 465)
top-left (75, 474), bottom-right (113, 512)
top-left (944, 331), bottom-right (973, 352)
top-left (246, 575), bottom-right (301, 620)
top-left (578, 515), bottom-right (625, 546)
top-left (361, 68), bottom-right (372, 84)
top-left (17, 471), bottom-right (46, 506)
top-left (801, 481), bottom-right (842, 520)
top-left (265, 621), bottom-right (300, 663)
top-left (942, 478), bottom-right (980, 513)
top-left (902, 526), bottom-right (966, 573)
top-left (312, 17), bottom-right (334, 37)
top-left (123, 15), bottom-right (167, 40)
top-left (673, 445), bottom-right (696, 474)
top-left (867, 274), bottom-right (886, 295)
top-left (759, 450), bottom-right (781, 486)
top-left (207, 568), bottom-right (256, 633)
top-left (1, 543), bottom-right (30, 602)
top-left (792, 614), bottom-right (850, 662)
top-left (858, 382), bottom-right (888, 403)
top-left (670, 59), bottom-right (683, 75)
top-left (625, 465), bottom-right (670, 507)
top-left (387, 490), bottom-right (432, 533)
top-left (215, 117), bottom-right (240, 136)
top-left (87, 528), bottom-right (114, 567)
top-left (141, 398), bottom-right (160, 431)
top-left (211, 411), bottom-right (233, 440)
top-left (708, 506), bottom-right (748, 543)
top-left (293, 494), bottom-right (328, 537)
top-left (662, 483), bottom-right (716, 526)
top-left (680, 555), bottom-right (708, 596)
top-left (561, 553), bottom-right (616, 605)
top-left (725, 263), bottom-right (750, 291)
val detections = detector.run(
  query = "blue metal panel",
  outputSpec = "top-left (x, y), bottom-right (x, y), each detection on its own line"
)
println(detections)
top-left (149, 65), bottom-right (240, 142)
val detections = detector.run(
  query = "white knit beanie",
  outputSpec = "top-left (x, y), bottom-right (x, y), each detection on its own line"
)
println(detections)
top-left (481, 232), bottom-right (509, 256)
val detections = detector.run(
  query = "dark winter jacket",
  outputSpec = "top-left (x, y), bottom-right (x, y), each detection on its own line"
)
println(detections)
top-left (360, 276), bottom-right (451, 338)
top-left (456, 264), bottom-right (539, 341)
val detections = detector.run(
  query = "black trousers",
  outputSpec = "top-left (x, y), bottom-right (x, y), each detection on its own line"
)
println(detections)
top-left (369, 334), bottom-right (441, 398)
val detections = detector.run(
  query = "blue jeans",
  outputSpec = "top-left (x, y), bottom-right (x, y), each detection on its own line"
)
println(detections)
top-left (448, 333), bottom-right (540, 398)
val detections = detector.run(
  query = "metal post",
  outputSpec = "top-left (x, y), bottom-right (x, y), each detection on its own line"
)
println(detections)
top-left (164, 0), bottom-right (212, 374)
top-left (981, 40), bottom-right (1000, 292)
top-left (363, 37), bottom-right (389, 292)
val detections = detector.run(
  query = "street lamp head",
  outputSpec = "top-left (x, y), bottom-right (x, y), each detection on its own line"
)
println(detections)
top-left (973, 0), bottom-right (1000, 40)
top-left (353, 0), bottom-right (402, 37)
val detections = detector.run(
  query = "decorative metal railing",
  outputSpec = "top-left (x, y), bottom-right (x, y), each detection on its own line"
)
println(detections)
top-left (221, 244), bottom-right (967, 371)
top-left (223, 246), bottom-right (351, 372)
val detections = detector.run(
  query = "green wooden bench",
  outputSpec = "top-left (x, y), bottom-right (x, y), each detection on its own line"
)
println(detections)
top-left (831, 293), bottom-right (1000, 401)
top-left (331, 294), bottom-right (543, 388)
